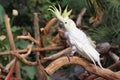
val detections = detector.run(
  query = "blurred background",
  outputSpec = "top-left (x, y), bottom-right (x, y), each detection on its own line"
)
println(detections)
top-left (0, 0), bottom-right (120, 80)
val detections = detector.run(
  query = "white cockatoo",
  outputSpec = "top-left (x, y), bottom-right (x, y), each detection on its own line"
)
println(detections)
top-left (49, 5), bottom-right (104, 69)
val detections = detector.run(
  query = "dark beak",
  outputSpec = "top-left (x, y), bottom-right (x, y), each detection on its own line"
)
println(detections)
top-left (59, 23), bottom-right (64, 28)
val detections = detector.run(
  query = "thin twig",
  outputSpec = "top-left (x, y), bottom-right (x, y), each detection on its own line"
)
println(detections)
top-left (0, 45), bottom-right (65, 56)
top-left (5, 59), bottom-right (16, 72)
top-left (108, 51), bottom-right (119, 62)
top-left (43, 47), bottom-right (71, 62)
top-left (5, 42), bottom-right (33, 72)
top-left (43, 18), bottom-right (58, 35)
top-left (0, 42), bottom-right (35, 73)
top-left (0, 75), bottom-right (21, 80)
top-left (17, 33), bottom-right (41, 47)
top-left (5, 60), bottom-right (17, 80)
top-left (0, 64), bottom-right (7, 72)
top-left (40, 18), bottom-right (58, 46)
top-left (21, 42), bottom-right (33, 58)
top-left (4, 15), bottom-right (16, 50)
top-left (76, 8), bottom-right (87, 27)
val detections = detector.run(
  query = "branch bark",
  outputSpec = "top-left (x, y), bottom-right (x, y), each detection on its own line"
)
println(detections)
top-left (34, 13), bottom-right (47, 80)
top-left (76, 8), bottom-right (87, 27)
top-left (45, 56), bottom-right (120, 80)
top-left (4, 15), bottom-right (21, 79)
top-left (43, 18), bottom-right (58, 35)
top-left (43, 47), bottom-right (71, 62)
top-left (86, 60), bottom-right (120, 80)
top-left (0, 45), bottom-right (64, 56)
top-left (17, 33), bottom-right (41, 47)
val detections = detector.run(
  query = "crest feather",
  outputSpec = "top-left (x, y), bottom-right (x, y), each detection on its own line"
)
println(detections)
top-left (48, 4), bottom-right (72, 21)
top-left (62, 6), bottom-right (72, 19)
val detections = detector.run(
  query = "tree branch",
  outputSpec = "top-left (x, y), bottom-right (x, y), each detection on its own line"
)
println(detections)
top-left (76, 8), bottom-right (87, 27)
top-left (42, 18), bottom-right (58, 35)
top-left (17, 33), bottom-right (41, 47)
top-left (0, 45), bottom-right (64, 56)
top-left (4, 15), bottom-right (21, 79)
top-left (45, 56), bottom-right (120, 80)
top-left (43, 47), bottom-right (71, 62)
top-left (34, 13), bottom-right (47, 80)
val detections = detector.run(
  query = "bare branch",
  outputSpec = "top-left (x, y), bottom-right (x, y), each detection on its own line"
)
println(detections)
top-left (34, 13), bottom-right (47, 80)
top-left (12, 52), bottom-right (37, 66)
top-left (0, 64), bottom-right (7, 72)
top-left (86, 60), bottom-right (120, 80)
top-left (42, 18), bottom-right (58, 35)
top-left (108, 51), bottom-right (119, 62)
top-left (4, 15), bottom-right (16, 50)
top-left (5, 60), bottom-right (17, 80)
top-left (45, 56), bottom-right (120, 80)
top-left (76, 8), bottom-right (87, 27)
top-left (21, 42), bottom-right (33, 58)
top-left (0, 45), bottom-right (65, 56)
top-left (17, 33), bottom-right (41, 47)
top-left (5, 59), bottom-right (16, 72)
top-left (0, 75), bottom-right (21, 80)
top-left (4, 14), bottom-right (21, 79)
top-left (43, 47), bottom-right (71, 62)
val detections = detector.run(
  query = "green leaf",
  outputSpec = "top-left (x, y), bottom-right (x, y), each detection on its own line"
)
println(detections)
top-left (12, 26), bottom-right (21, 32)
top-left (21, 66), bottom-right (36, 80)
top-left (88, 25), bottom-right (113, 42)
top-left (0, 4), bottom-right (5, 25)
top-left (15, 40), bottom-right (30, 49)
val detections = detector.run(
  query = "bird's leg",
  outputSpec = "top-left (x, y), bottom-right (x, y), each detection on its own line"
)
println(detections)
top-left (67, 46), bottom-right (77, 61)
top-left (70, 46), bottom-right (77, 56)
top-left (64, 32), bottom-right (77, 61)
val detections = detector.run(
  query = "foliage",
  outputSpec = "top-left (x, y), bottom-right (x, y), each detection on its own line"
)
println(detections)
top-left (21, 65), bottom-right (37, 80)
top-left (88, 0), bottom-right (120, 44)
top-left (0, 0), bottom-right (120, 80)
top-left (0, 0), bottom-right (53, 27)
top-left (0, 4), bottom-right (5, 25)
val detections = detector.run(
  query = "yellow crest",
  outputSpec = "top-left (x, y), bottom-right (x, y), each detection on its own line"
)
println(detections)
top-left (48, 4), bottom-right (72, 21)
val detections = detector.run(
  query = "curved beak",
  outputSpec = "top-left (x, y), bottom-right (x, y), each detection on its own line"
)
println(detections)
top-left (59, 23), bottom-right (64, 28)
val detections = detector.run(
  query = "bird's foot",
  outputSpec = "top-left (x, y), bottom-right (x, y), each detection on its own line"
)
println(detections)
top-left (66, 54), bottom-right (73, 62)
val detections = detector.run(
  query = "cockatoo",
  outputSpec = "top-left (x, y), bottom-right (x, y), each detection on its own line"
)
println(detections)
top-left (49, 5), bottom-right (104, 69)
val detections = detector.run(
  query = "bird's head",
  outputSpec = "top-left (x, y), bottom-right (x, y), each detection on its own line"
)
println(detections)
top-left (49, 4), bottom-right (76, 31)
top-left (59, 19), bottom-right (76, 31)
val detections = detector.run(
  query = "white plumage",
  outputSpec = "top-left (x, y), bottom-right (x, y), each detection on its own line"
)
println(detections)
top-left (62, 19), bottom-right (103, 69)
top-left (49, 5), bottom-right (104, 69)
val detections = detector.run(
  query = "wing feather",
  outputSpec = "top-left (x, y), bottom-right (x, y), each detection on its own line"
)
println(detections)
top-left (67, 29), bottom-right (103, 69)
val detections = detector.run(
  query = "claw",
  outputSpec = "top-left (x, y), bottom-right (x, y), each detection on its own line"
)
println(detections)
top-left (66, 54), bottom-right (73, 62)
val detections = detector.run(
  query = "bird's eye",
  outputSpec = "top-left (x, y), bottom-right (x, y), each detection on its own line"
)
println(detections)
top-left (65, 22), bottom-right (67, 24)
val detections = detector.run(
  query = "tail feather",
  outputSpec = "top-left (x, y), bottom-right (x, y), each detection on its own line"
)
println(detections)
top-left (97, 60), bottom-right (104, 69)
top-left (73, 37), bottom-right (104, 69)
top-left (76, 42), bottom-right (97, 67)
top-left (83, 47), bottom-right (97, 67)
top-left (81, 43), bottom-right (104, 69)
